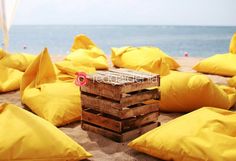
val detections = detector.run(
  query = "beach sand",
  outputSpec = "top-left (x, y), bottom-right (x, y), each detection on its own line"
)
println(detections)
top-left (0, 56), bottom-right (232, 161)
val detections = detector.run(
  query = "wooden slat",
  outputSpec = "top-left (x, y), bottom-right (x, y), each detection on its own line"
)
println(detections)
top-left (120, 102), bottom-right (159, 119)
top-left (121, 112), bottom-right (159, 131)
top-left (121, 122), bottom-right (158, 142)
top-left (82, 108), bottom-right (159, 133)
top-left (82, 122), bottom-right (123, 142)
top-left (81, 122), bottom-right (158, 142)
top-left (120, 78), bottom-right (159, 93)
top-left (80, 79), bottom-right (122, 101)
top-left (81, 93), bottom-right (121, 110)
top-left (81, 89), bottom-right (160, 110)
top-left (82, 109), bottom-right (122, 132)
top-left (82, 101), bottom-right (159, 119)
top-left (83, 69), bottom-right (160, 98)
top-left (120, 89), bottom-right (160, 105)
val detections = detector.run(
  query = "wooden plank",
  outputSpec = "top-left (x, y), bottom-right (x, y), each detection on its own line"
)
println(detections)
top-left (121, 112), bottom-right (159, 131)
top-left (80, 79), bottom-right (122, 101)
top-left (120, 89), bottom-right (160, 105)
top-left (120, 102), bottom-right (159, 119)
top-left (82, 108), bottom-right (159, 133)
top-left (81, 89), bottom-right (160, 110)
top-left (82, 101), bottom-right (159, 119)
top-left (82, 109), bottom-right (122, 132)
top-left (81, 93), bottom-right (122, 110)
top-left (81, 122), bottom-right (158, 142)
top-left (120, 79), bottom-right (159, 93)
top-left (83, 69), bottom-right (160, 99)
top-left (82, 122), bottom-right (123, 142)
top-left (121, 122), bottom-right (158, 142)
top-left (88, 68), bottom-right (152, 85)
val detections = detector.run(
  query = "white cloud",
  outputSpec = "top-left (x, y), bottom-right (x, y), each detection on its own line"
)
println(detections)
top-left (12, 0), bottom-right (236, 26)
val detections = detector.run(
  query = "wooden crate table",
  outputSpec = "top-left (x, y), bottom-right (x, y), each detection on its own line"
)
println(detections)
top-left (81, 68), bottom-right (160, 142)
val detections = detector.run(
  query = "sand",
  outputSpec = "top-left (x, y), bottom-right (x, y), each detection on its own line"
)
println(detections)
top-left (0, 56), bottom-right (232, 161)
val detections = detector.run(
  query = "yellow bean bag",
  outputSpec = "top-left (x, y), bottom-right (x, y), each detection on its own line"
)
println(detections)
top-left (193, 53), bottom-right (236, 76)
top-left (111, 46), bottom-right (179, 75)
top-left (0, 103), bottom-right (92, 160)
top-left (65, 34), bottom-right (108, 70)
top-left (229, 33), bottom-right (236, 54)
top-left (0, 53), bottom-right (36, 72)
top-left (55, 60), bottom-right (96, 78)
top-left (0, 48), bottom-right (9, 59)
top-left (228, 75), bottom-right (236, 88)
top-left (0, 64), bottom-right (23, 93)
top-left (160, 71), bottom-right (236, 112)
top-left (71, 34), bottom-right (96, 52)
top-left (129, 107), bottom-right (236, 161)
top-left (21, 48), bottom-right (82, 126)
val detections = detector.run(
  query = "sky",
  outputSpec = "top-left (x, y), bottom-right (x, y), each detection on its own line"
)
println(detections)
top-left (10, 0), bottom-right (236, 26)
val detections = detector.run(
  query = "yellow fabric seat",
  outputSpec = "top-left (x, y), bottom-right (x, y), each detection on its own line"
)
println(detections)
top-left (229, 33), bottom-right (236, 54)
top-left (21, 48), bottom-right (81, 126)
top-left (0, 53), bottom-right (36, 72)
top-left (193, 53), bottom-right (236, 76)
top-left (55, 60), bottom-right (96, 78)
top-left (129, 107), bottom-right (236, 161)
top-left (228, 75), bottom-right (236, 88)
top-left (64, 34), bottom-right (108, 70)
top-left (0, 48), bottom-right (9, 59)
top-left (0, 103), bottom-right (92, 160)
top-left (194, 33), bottom-right (236, 75)
top-left (0, 64), bottom-right (23, 93)
top-left (160, 71), bottom-right (236, 112)
top-left (111, 46), bottom-right (180, 75)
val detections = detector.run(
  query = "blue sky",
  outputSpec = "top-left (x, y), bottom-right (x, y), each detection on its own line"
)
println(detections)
top-left (13, 0), bottom-right (236, 26)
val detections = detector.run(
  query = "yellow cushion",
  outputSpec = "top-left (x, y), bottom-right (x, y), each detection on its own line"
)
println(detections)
top-left (193, 53), bottom-right (236, 76)
top-left (229, 33), bottom-right (236, 54)
top-left (160, 71), bottom-right (236, 112)
top-left (0, 53), bottom-right (36, 72)
top-left (55, 60), bottom-right (96, 77)
top-left (21, 48), bottom-right (82, 126)
top-left (0, 48), bottom-right (9, 59)
top-left (111, 46), bottom-right (179, 75)
top-left (65, 34), bottom-right (108, 70)
top-left (0, 103), bottom-right (92, 160)
top-left (228, 75), bottom-right (236, 88)
top-left (71, 34), bottom-right (96, 52)
top-left (0, 64), bottom-right (23, 93)
top-left (129, 107), bottom-right (236, 161)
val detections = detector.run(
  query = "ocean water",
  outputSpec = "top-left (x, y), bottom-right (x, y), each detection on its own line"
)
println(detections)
top-left (0, 25), bottom-right (236, 57)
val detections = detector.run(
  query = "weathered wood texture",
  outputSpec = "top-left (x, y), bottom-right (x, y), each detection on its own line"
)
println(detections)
top-left (82, 96), bottom-right (160, 119)
top-left (81, 68), bottom-right (160, 142)
top-left (81, 68), bottom-right (160, 101)
top-left (82, 121), bottom-right (158, 142)
top-left (82, 108), bottom-right (159, 133)
top-left (81, 89), bottom-right (160, 108)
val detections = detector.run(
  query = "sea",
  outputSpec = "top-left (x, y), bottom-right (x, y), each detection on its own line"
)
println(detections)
top-left (0, 25), bottom-right (236, 57)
